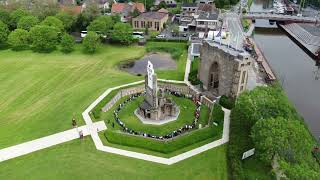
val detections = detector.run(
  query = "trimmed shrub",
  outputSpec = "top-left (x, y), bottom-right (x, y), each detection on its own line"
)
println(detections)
top-left (60, 33), bottom-right (75, 53)
top-left (29, 25), bottom-right (59, 52)
top-left (211, 104), bottom-right (224, 125)
top-left (17, 16), bottom-right (39, 31)
top-left (219, 95), bottom-right (234, 109)
top-left (0, 20), bottom-right (9, 44)
top-left (105, 126), bottom-right (221, 154)
top-left (8, 29), bottom-right (30, 50)
top-left (82, 31), bottom-right (100, 53)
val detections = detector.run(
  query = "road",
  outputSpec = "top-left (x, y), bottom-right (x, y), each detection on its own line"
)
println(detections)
top-left (224, 13), bottom-right (245, 50)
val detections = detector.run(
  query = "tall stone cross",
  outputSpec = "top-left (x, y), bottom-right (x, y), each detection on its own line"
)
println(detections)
top-left (145, 61), bottom-right (158, 108)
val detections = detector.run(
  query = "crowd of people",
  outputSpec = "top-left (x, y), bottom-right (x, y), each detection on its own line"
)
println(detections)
top-left (112, 89), bottom-right (204, 140)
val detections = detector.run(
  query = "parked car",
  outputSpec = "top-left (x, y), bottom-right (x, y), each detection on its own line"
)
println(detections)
top-left (80, 31), bottom-right (87, 38)
top-left (156, 34), bottom-right (166, 39)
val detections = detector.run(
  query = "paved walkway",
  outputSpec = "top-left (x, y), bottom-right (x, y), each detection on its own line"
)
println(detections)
top-left (0, 121), bottom-right (106, 162)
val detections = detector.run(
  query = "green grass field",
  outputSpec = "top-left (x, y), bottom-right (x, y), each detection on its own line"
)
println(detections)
top-left (0, 42), bottom-right (229, 179)
top-left (0, 138), bottom-right (228, 179)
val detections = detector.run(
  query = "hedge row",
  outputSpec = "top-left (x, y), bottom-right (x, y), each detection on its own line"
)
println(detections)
top-left (211, 104), bottom-right (224, 125)
top-left (104, 126), bottom-right (221, 154)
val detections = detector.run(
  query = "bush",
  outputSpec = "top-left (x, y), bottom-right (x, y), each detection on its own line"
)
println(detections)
top-left (17, 16), bottom-right (39, 31)
top-left (60, 33), bottom-right (75, 53)
top-left (41, 16), bottom-right (64, 32)
top-left (105, 126), bottom-right (221, 154)
top-left (219, 95), bottom-right (234, 109)
top-left (82, 31), bottom-right (100, 53)
top-left (8, 29), bottom-right (30, 50)
top-left (29, 25), bottom-right (59, 52)
top-left (211, 104), bottom-right (224, 125)
top-left (0, 20), bottom-right (9, 44)
top-left (9, 9), bottom-right (30, 29)
top-left (55, 12), bottom-right (75, 32)
top-left (146, 46), bottom-right (183, 60)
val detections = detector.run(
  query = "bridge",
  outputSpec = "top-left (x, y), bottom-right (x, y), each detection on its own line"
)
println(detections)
top-left (242, 12), bottom-right (318, 23)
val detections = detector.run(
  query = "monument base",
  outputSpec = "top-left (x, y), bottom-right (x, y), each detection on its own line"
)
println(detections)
top-left (134, 108), bottom-right (180, 125)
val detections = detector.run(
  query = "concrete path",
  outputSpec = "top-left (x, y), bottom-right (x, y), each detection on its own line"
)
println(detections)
top-left (0, 121), bottom-right (106, 162)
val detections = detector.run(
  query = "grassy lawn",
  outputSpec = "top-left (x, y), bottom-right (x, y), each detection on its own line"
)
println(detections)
top-left (0, 138), bottom-right (228, 179)
top-left (0, 42), bottom-right (186, 149)
top-left (0, 42), bottom-right (230, 179)
top-left (115, 95), bottom-right (197, 136)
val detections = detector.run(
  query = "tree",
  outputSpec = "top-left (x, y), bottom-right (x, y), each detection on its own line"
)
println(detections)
top-left (75, 0), bottom-right (100, 30)
top-left (87, 16), bottom-right (113, 35)
top-left (111, 14), bottom-right (121, 24)
top-left (9, 9), bottom-right (30, 29)
top-left (251, 117), bottom-right (320, 179)
top-left (41, 16), bottom-right (64, 32)
top-left (251, 117), bottom-right (314, 164)
top-left (0, 20), bottom-right (9, 44)
top-left (17, 16), bottom-right (39, 31)
top-left (111, 23), bottom-right (133, 45)
top-left (82, 31), bottom-right (100, 53)
top-left (0, 9), bottom-right (11, 26)
top-left (29, 25), bottom-right (59, 52)
top-left (159, 1), bottom-right (167, 9)
top-left (60, 33), bottom-right (75, 53)
top-left (55, 12), bottom-right (75, 32)
top-left (130, 8), bottom-right (141, 18)
top-left (7, 29), bottom-right (30, 50)
top-left (29, 0), bottom-right (59, 20)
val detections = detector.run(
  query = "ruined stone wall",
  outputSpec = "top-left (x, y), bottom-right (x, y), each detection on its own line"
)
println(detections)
top-left (198, 42), bottom-right (241, 97)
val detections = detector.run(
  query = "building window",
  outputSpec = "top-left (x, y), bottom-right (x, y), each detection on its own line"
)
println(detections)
top-left (247, 62), bottom-right (251, 66)
top-left (241, 71), bottom-right (246, 84)
top-left (209, 62), bottom-right (219, 89)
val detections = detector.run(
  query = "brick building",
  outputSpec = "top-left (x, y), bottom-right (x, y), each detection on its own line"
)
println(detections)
top-left (132, 12), bottom-right (168, 31)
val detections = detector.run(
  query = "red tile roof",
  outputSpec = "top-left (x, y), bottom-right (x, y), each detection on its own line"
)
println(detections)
top-left (111, 3), bottom-right (145, 14)
top-left (60, 5), bottom-right (82, 15)
top-left (158, 8), bottom-right (168, 14)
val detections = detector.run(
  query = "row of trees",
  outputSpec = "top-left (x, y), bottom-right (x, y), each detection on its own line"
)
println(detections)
top-left (228, 85), bottom-right (320, 179)
top-left (0, 3), bottom-right (135, 53)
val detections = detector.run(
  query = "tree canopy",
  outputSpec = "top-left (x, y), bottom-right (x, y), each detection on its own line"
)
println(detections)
top-left (8, 29), bottom-right (30, 50)
top-left (41, 16), bottom-right (64, 32)
top-left (55, 12), bottom-right (75, 32)
top-left (82, 31), bottom-right (100, 53)
top-left (9, 9), bottom-right (30, 29)
top-left (111, 23), bottom-right (133, 45)
top-left (29, 25), bottom-right (59, 52)
top-left (0, 20), bottom-right (9, 44)
top-left (87, 16), bottom-right (114, 35)
top-left (60, 33), bottom-right (75, 53)
top-left (17, 16), bottom-right (39, 31)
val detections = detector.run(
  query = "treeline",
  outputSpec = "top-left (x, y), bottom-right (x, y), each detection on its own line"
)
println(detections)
top-left (228, 84), bottom-right (320, 179)
top-left (0, 0), bottom-right (135, 54)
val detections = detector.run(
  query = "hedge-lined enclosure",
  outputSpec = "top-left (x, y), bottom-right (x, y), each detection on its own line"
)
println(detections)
top-left (104, 125), bottom-right (222, 154)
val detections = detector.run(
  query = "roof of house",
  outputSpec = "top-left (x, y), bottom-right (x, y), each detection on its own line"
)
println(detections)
top-left (111, 2), bottom-right (145, 14)
top-left (197, 4), bottom-right (213, 12)
top-left (197, 12), bottom-right (218, 21)
top-left (135, 12), bottom-right (168, 20)
top-left (158, 8), bottom-right (169, 14)
top-left (60, 5), bottom-right (82, 14)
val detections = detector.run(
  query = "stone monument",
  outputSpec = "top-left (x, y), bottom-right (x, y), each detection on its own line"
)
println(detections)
top-left (136, 61), bottom-right (179, 123)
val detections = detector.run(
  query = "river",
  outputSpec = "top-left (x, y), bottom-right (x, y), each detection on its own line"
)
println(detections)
top-left (250, 0), bottom-right (320, 138)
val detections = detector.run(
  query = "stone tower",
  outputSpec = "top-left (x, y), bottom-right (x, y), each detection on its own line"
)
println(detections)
top-left (145, 61), bottom-right (158, 108)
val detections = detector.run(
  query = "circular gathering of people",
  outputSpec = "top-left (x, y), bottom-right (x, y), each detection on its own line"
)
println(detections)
top-left (112, 89), bottom-right (204, 140)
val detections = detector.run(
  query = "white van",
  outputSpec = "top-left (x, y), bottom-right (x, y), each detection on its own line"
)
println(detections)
top-left (81, 31), bottom-right (87, 38)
